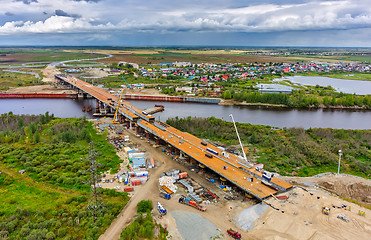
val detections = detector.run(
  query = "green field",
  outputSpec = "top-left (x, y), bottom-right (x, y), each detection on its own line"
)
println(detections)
top-left (0, 70), bottom-right (44, 90)
top-left (0, 48), bottom-right (105, 63)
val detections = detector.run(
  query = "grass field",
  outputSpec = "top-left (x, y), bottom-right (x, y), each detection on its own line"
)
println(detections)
top-left (0, 48), bottom-right (104, 63)
top-left (0, 69), bottom-right (43, 90)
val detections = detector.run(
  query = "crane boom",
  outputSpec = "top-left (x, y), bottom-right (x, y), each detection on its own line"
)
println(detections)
top-left (229, 114), bottom-right (248, 163)
top-left (112, 76), bottom-right (129, 124)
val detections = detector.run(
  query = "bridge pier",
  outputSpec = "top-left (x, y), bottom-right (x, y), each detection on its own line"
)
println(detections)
top-left (95, 100), bottom-right (100, 113)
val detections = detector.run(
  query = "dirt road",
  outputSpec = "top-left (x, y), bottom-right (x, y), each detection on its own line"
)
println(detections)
top-left (98, 129), bottom-right (170, 240)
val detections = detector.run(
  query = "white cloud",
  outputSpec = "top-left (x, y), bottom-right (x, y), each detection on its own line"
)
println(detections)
top-left (0, 16), bottom-right (114, 34)
top-left (0, 0), bottom-right (370, 35)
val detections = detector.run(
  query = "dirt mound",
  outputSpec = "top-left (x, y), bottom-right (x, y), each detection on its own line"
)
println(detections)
top-left (319, 181), bottom-right (371, 204)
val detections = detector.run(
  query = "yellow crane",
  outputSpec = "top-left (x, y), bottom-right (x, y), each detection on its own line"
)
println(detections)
top-left (111, 87), bottom-right (125, 124)
top-left (112, 76), bottom-right (129, 124)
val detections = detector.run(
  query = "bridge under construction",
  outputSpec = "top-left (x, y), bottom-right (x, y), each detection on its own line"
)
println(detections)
top-left (55, 74), bottom-right (292, 200)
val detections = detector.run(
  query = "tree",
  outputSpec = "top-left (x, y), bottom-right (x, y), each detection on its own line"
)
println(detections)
top-left (33, 131), bottom-right (40, 143)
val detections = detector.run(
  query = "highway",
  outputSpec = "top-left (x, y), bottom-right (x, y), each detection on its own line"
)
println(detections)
top-left (55, 74), bottom-right (292, 199)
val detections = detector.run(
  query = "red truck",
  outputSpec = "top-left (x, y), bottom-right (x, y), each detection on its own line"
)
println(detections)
top-left (227, 228), bottom-right (241, 239)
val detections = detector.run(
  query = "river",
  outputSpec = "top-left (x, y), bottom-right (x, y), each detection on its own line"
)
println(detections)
top-left (275, 76), bottom-right (371, 95)
top-left (0, 98), bottom-right (370, 130)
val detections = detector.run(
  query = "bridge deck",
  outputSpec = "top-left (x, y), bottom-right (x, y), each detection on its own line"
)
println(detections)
top-left (139, 120), bottom-right (282, 199)
top-left (56, 74), bottom-right (292, 199)
top-left (56, 74), bottom-right (154, 121)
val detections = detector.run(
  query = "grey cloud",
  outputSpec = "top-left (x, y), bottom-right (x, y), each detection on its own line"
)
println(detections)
top-left (72, 0), bottom-right (102, 2)
top-left (5, 12), bottom-right (15, 16)
top-left (55, 9), bottom-right (81, 18)
top-left (14, 0), bottom-right (38, 4)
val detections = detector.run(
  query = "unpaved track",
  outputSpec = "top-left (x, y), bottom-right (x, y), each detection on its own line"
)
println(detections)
top-left (98, 130), bottom-right (169, 240)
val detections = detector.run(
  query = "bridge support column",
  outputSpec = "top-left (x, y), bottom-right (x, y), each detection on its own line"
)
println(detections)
top-left (146, 132), bottom-right (150, 139)
top-left (95, 100), bottom-right (100, 113)
top-left (129, 121), bottom-right (133, 130)
top-left (77, 91), bottom-right (84, 99)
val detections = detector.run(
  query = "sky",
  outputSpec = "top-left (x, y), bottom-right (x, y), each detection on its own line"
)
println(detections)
top-left (0, 0), bottom-right (370, 47)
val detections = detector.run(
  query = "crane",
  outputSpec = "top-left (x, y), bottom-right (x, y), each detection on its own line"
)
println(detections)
top-left (229, 114), bottom-right (248, 163)
top-left (121, 75), bottom-right (130, 88)
top-left (111, 76), bottom-right (129, 124)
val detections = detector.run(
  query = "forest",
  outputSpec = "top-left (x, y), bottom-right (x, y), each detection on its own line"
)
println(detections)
top-left (222, 89), bottom-right (371, 109)
top-left (0, 112), bottom-right (127, 239)
top-left (166, 116), bottom-right (371, 178)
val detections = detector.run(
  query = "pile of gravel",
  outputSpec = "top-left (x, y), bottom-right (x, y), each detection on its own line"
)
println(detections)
top-left (236, 203), bottom-right (268, 231)
top-left (171, 210), bottom-right (222, 240)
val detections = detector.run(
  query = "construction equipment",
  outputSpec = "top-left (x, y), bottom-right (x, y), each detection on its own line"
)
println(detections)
top-left (111, 76), bottom-right (129, 124)
top-left (161, 185), bottom-right (174, 195)
top-left (229, 114), bottom-right (248, 163)
top-left (179, 196), bottom-right (206, 211)
top-left (322, 206), bottom-right (330, 215)
top-left (159, 193), bottom-right (171, 200)
top-left (337, 214), bottom-right (350, 223)
top-left (121, 75), bottom-right (130, 88)
top-left (111, 87), bottom-right (125, 124)
top-left (157, 202), bottom-right (167, 216)
top-left (227, 228), bottom-right (242, 239)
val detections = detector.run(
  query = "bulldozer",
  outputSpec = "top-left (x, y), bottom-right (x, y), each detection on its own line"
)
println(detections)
top-left (322, 206), bottom-right (330, 215)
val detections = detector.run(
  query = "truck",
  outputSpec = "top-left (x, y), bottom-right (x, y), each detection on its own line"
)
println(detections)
top-left (206, 147), bottom-right (218, 155)
top-left (161, 185), bottom-right (174, 194)
top-left (159, 193), bottom-right (171, 200)
top-left (157, 202), bottom-right (167, 216)
top-left (179, 196), bottom-right (206, 212)
top-left (227, 228), bottom-right (241, 239)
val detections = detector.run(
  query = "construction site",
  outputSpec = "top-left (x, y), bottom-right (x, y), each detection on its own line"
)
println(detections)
top-left (95, 117), bottom-right (371, 240)
top-left (54, 74), bottom-right (371, 239)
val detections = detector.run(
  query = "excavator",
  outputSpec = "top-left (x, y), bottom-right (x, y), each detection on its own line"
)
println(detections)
top-left (111, 76), bottom-right (129, 124)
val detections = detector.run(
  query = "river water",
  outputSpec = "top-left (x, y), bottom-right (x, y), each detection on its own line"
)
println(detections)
top-left (276, 76), bottom-right (371, 95)
top-left (1, 98), bottom-right (370, 129)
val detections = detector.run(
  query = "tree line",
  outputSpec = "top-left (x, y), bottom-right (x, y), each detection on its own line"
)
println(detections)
top-left (166, 116), bottom-right (371, 178)
top-left (222, 90), bottom-right (371, 109)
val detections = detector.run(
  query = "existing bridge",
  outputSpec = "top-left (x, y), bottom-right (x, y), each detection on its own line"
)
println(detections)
top-left (56, 74), bottom-right (292, 200)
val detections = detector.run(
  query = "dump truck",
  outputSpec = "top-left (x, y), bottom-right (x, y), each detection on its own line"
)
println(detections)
top-left (322, 206), bottom-right (330, 215)
top-left (161, 185), bottom-right (174, 194)
top-left (157, 202), bottom-right (167, 216)
top-left (227, 228), bottom-right (241, 239)
top-left (179, 196), bottom-right (206, 212)
top-left (159, 193), bottom-right (171, 200)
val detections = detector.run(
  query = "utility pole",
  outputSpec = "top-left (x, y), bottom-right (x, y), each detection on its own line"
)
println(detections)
top-left (229, 114), bottom-right (248, 163)
top-left (85, 142), bottom-right (104, 222)
top-left (337, 149), bottom-right (342, 175)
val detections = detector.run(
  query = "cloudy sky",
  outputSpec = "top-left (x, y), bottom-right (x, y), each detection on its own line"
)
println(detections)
top-left (0, 0), bottom-right (370, 47)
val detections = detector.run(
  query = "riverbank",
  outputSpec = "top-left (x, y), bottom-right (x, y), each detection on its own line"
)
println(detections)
top-left (219, 99), bottom-right (370, 110)
top-left (0, 93), bottom-right (76, 99)
top-left (3, 85), bottom-right (77, 95)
